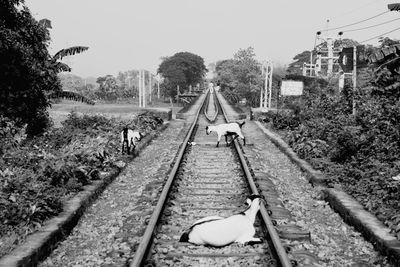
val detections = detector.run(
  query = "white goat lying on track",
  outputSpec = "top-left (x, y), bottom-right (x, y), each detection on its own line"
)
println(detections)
top-left (120, 128), bottom-right (144, 155)
top-left (206, 121), bottom-right (246, 147)
top-left (179, 194), bottom-right (264, 247)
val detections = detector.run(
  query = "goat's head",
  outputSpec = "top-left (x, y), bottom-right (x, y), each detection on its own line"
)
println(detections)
top-left (245, 194), bottom-right (265, 207)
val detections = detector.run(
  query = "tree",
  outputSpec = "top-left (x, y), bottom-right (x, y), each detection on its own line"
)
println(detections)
top-left (0, 0), bottom-right (61, 136)
top-left (0, 1), bottom-right (91, 136)
top-left (95, 75), bottom-right (119, 100)
top-left (42, 28), bottom-right (90, 103)
top-left (158, 52), bottom-right (207, 99)
top-left (286, 50), bottom-right (313, 75)
top-left (214, 47), bottom-right (263, 106)
top-left (363, 37), bottom-right (400, 96)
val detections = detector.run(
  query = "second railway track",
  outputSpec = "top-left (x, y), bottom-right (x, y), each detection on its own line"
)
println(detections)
top-left (130, 90), bottom-right (292, 267)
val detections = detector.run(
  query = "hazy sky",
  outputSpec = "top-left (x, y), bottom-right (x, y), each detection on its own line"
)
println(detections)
top-left (25, 0), bottom-right (398, 78)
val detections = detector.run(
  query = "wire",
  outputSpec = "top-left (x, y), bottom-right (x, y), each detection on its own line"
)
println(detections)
top-left (360, 26), bottom-right (400, 43)
top-left (320, 10), bottom-right (390, 32)
top-left (342, 17), bottom-right (400, 33)
top-left (329, 0), bottom-right (381, 21)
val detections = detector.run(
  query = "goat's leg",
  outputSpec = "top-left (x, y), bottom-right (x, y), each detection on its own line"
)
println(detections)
top-left (225, 134), bottom-right (228, 146)
top-left (126, 142), bottom-right (131, 155)
top-left (216, 134), bottom-right (222, 147)
top-left (235, 228), bottom-right (257, 244)
top-left (122, 140), bottom-right (128, 154)
top-left (244, 238), bottom-right (263, 245)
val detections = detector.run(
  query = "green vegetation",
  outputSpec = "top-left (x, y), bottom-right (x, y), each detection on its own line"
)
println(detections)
top-left (214, 47), bottom-right (283, 107)
top-left (260, 38), bottom-right (400, 238)
top-left (0, 0), bottom-right (60, 136)
top-left (158, 52), bottom-right (207, 100)
top-left (0, 111), bottom-right (164, 257)
top-left (0, 0), bottom-right (90, 136)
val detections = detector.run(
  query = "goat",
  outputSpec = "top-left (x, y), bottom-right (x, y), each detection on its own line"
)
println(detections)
top-left (205, 121), bottom-right (245, 147)
top-left (179, 194), bottom-right (264, 247)
top-left (120, 128), bottom-right (144, 155)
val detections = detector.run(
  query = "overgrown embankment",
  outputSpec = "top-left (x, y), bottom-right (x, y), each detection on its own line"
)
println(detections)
top-left (258, 75), bottom-right (400, 239)
top-left (0, 111), bottom-right (164, 257)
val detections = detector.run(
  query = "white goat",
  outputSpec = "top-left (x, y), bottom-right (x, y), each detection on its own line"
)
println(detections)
top-left (120, 128), bottom-right (144, 155)
top-left (206, 121), bottom-right (245, 147)
top-left (179, 194), bottom-right (264, 247)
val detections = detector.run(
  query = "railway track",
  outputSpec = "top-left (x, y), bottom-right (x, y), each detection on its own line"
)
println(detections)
top-left (204, 90), bottom-right (218, 122)
top-left (129, 89), bottom-right (292, 267)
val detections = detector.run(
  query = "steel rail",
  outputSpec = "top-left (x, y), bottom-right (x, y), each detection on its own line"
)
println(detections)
top-left (129, 93), bottom-right (206, 267)
top-left (216, 92), bottom-right (293, 267)
top-left (204, 90), bottom-right (219, 122)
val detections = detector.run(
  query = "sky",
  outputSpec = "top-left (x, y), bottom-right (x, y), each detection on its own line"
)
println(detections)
top-left (25, 0), bottom-right (399, 78)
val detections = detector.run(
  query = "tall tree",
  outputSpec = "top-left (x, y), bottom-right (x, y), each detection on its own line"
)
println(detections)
top-left (158, 52), bottom-right (207, 99)
top-left (0, 0), bottom-right (60, 136)
top-left (215, 47), bottom-right (264, 106)
top-left (0, 1), bottom-right (91, 135)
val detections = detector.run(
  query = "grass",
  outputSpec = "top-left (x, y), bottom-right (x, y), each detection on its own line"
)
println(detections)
top-left (48, 99), bottom-right (184, 127)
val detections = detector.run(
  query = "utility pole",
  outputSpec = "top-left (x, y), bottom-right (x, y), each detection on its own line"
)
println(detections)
top-left (138, 69), bottom-right (147, 108)
top-left (303, 51), bottom-right (316, 77)
top-left (315, 32), bottom-right (341, 77)
top-left (352, 45), bottom-right (357, 115)
top-left (148, 72), bottom-right (152, 104)
top-left (138, 70), bottom-right (143, 107)
top-left (260, 63), bottom-right (265, 108)
top-left (260, 60), bottom-right (273, 110)
top-left (142, 70), bottom-right (146, 108)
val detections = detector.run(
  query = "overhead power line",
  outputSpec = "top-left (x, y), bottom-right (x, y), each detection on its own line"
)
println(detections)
top-left (360, 26), bottom-right (400, 43)
top-left (341, 17), bottom-right (400, 33)
top-left (329, 0), bottom-right (382, 20)
top-left (320, 10), bottom-right (390, 32)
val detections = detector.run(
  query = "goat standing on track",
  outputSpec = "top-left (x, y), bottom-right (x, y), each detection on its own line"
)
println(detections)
top-left (206, 121), bottom-right (246, 147)
top-left (179, 194), bottom-right (264, 247)
top-left (121, 128), bottom-right (144, 155)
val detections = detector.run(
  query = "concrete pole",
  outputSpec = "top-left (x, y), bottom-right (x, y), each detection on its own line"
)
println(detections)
top-left (148, 72), bottom-right (152, 104)
top-left (142, 70), bottom-right (146, 108)
top-left (327, 37), bottom-right (334, 75)
top-left (138, 70), bottom-right (142, 107)
top-left (268, 62), bottom-right (273, 109)
top-left (260, 63), bottom-right (265, 108)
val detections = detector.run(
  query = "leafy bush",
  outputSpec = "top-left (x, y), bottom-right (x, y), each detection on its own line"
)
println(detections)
top-left (0, 116), bottom-right (26, 155)
top-left (271, 112), bottom-right (301, 130)
top-left (0, 111), bottom-right (165, 256)
top-left (267, 76), bottom-right (400, 239)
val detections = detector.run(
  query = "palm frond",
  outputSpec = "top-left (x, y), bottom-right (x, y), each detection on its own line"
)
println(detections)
top-left (53, 46), bottom-right (89, 61)
top-left (49, 91), bottom-right (95, 105)
top-left (54, 62), bottom-right (71, 73)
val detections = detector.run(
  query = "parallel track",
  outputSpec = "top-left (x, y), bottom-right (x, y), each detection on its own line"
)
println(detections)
top-left (204, 90), bottom-right (219, 122)
top-left (129, 90), bottom-right (292, 267)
